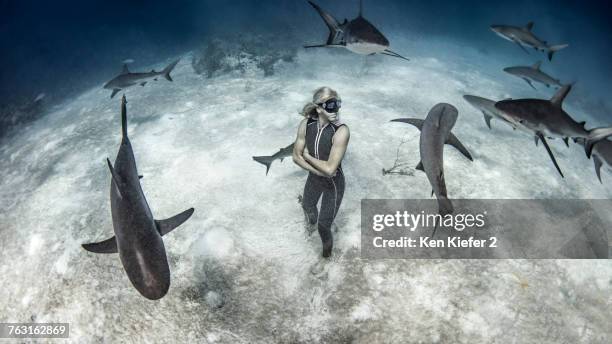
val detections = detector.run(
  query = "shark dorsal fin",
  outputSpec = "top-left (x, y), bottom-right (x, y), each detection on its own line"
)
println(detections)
top-left (121, 95), bottom-right (128, 138)
top-left (525, 22), bottom-right (534, 31)
top-left (106, 158), bottom-right (124, 198)
top-left (359, 0), bottom-right (363, 17)
top-left (121, 64), bottom-right (130, 74)
top-left (550, 84), bottom-right (572, 107)
top-left (532, 61), bottom-right (542, 70)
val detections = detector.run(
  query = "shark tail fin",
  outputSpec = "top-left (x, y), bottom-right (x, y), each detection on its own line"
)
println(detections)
top-left (121, 95), bottom-right (128, 138)
top-left (307, 1), bottom-right (343, 45)
top-left (252, 155), bottom-right (274, 175)
top-left (438, 197), bottom-right (454, 216)
top-left (547, 44), bottom-right (568, 61)
top-left (82, 236), bottom-right (118, 254)
top-left (585, 127), bottom-right (612, 158)
top-left (155, 208), bottom-right (195, 236)
top-left (162, 59), bottom-right (180, 82)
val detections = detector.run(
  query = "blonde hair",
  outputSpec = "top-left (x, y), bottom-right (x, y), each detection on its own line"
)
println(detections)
top-left (300, 86), bottom-right (340, 118)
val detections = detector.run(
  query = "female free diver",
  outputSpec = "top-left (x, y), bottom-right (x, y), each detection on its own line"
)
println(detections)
top-left (292, 87), bottom-right (350, 258)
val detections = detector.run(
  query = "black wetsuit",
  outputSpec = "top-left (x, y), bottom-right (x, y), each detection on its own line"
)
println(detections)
top-left (302, 117), bottom-right (346, 257)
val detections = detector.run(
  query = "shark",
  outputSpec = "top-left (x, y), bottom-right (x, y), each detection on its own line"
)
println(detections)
top-left (495, 85), bottom-right (612, 178)
top-left (491, 22), bottom-right (568, 61)
top-left (391, 103), bottom-right (473, 215)
top-left (575, 138), bottom-right (612, 183)
top-left (503, 61), bottom-right (563, 90)
top-left (104, 59), bottom-right (180, 99)
top-left (252, 143), bottom-right (295, 175)
top-left (82, 95), bottom-right (194, 300)
top-left (305, 0), bottom-right (409, 60)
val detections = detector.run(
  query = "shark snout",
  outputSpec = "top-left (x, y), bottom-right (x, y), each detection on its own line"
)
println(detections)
top-left (103, 80), bottom-right (116, 90)
top-left (490, 25), bottom-right (508, 39)
top-left (463, 95), bottom-right (482, 107)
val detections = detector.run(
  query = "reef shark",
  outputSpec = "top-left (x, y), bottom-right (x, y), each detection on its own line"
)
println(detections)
top-left (495, 85), bottom-right (612, 178)
top-left (391, 103), bottom-right (473, 215)
top-left (104, 59), bottom-right (180, 99)
top-left (83, 95), bottom-right (194, 300)
top-left (503, 61), bottom-right (563, 90)
top-left (305, 0), bottom-right (409, 60)
top-left (490, 22), bottom-right (568, 61)
top-left (575, 138), bottom-right (612, 183)
top-left (252, 143), bottom-right (295, 175)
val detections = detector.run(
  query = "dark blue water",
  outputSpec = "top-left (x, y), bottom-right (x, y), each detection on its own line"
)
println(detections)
top-left (1, 0), bottom-right (611, 131)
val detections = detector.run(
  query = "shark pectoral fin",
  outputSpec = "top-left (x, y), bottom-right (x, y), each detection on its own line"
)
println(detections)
top-left (481, 112), bottom-right (493, 129)
top-left (534, 135), bottom-right (539, 146)
top-left (381, 49), bottom-right (410, 61)
top-left (592, 155), bottom-right (603, 183)
top-left (563, 138), bottom-right (569, 147)
top-left (307, 0), bottom-right (343, 46)
top-left (390, 118), bottom-right (424, 131)
top-left (155, 208), bottom-right (195, 236)
top-left (523, 78), bottom-right (536, 90)
top-left (538, 133), bottom-right (564, 178)
top-left (82, 236), bottom-right (118, 254)
top-left (446, 133), bottom-right (473, 161)
top-left (140, 82), bottom-right (147, 87)
top-left (513, 40), bottom-right (529, 54)
top-left (138, 175), bottom-right (143, 179)
top-left (106, 158), bottom-right (124, 197)
top-left (304, 44), bottom-right (325, 48)
top-left (593, 156), bottom-right (603, 183)
top-left (415, 161), bottom-right (424, 172)
top-left (110, 89), bottom-right (121, 99)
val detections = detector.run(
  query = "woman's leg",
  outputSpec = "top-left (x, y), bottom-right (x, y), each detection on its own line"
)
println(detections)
top-left (318, 174), bottom-right (345, 257)
top-left (302, 174), bottom-right (324, 228)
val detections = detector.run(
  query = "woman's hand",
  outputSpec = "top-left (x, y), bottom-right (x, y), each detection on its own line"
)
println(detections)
top-left (326, 111), bottom-right (338, 122)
